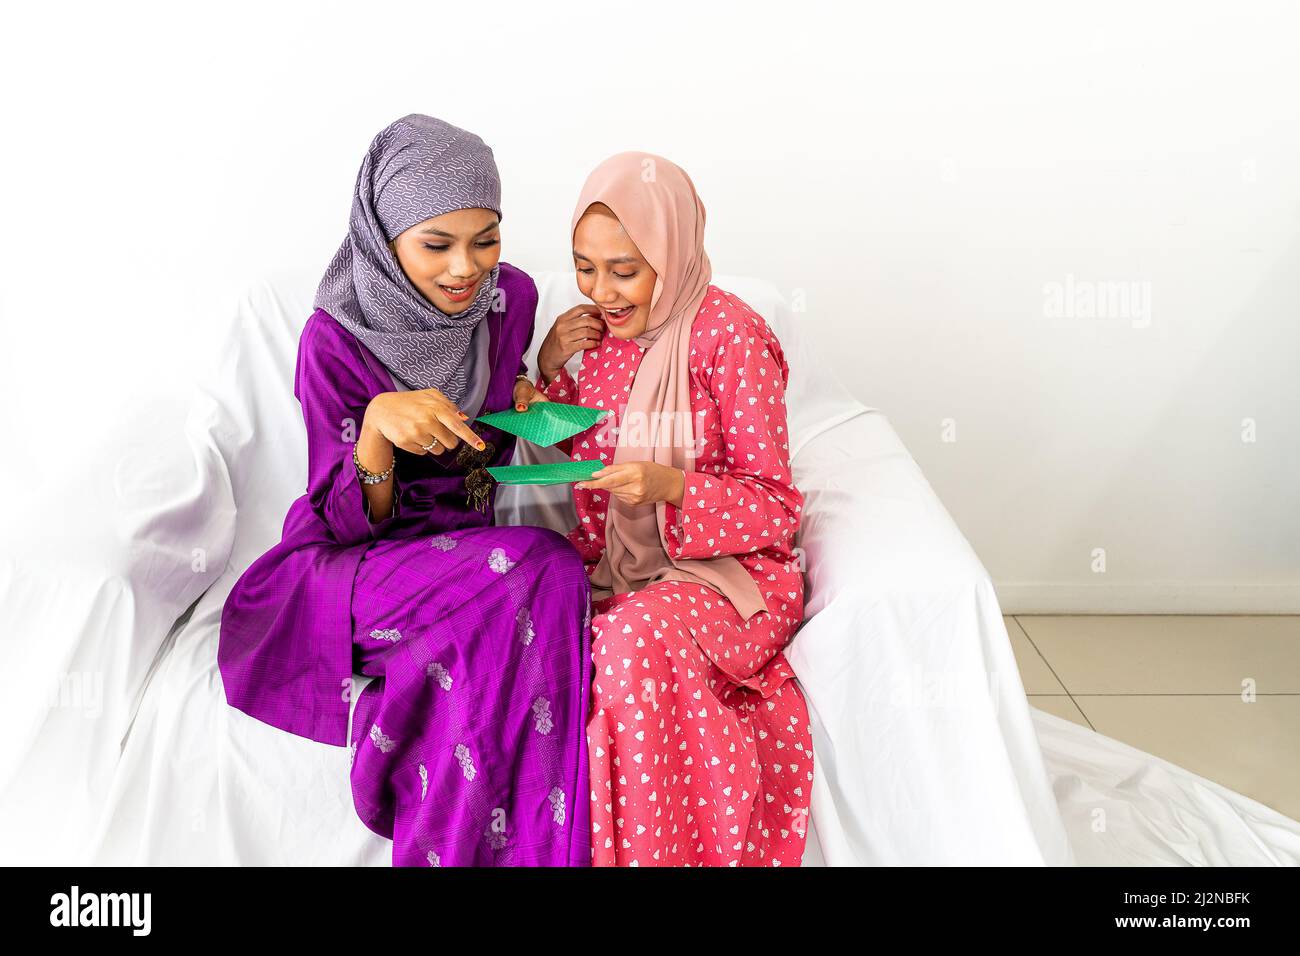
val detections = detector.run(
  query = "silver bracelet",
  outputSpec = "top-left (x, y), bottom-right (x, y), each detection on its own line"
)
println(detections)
top-left (353, 442), bottom-right (395, 484)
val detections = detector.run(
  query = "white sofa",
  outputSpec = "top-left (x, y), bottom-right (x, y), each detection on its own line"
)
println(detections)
top-left (2, 271), bottom-right (1296, 866)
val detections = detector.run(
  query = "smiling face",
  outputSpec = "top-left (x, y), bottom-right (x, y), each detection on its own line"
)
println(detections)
top-left (388, 207), bottom-right (502, 314)
top-left (572, 202), bottom-right (658, 339)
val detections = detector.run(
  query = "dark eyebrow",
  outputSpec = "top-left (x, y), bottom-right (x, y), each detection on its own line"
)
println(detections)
top-left (573, 251), bottom-right (639, 265)
top-left (419, 219), bottom-right (501, 238)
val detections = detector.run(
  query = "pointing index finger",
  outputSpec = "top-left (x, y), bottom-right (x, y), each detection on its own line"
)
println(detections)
top-left (443, 412), bottom-right (486, 450)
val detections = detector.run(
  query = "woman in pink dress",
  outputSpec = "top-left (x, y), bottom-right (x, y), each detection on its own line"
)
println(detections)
top-left (533, 152), bottom-right (813, 866)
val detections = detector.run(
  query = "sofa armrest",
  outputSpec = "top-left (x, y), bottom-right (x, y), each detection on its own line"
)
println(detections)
top-left (0, 395), bottom-right (235, 863)
top-left (792, 410), bottom-right (990, 620)
top-left (785, 410), bottom-right (1073, 866)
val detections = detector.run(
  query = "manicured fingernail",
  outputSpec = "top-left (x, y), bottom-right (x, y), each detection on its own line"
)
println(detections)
top-left (477, 441), bottom-right (486, 450)
top-left (515, 403), bottom-right (527, 411)
top-left (458, 412), bottom-right (468, 420)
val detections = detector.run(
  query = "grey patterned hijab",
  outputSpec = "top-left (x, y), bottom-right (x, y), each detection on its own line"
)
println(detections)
top-left (315, 114), bottom-right (503, 406)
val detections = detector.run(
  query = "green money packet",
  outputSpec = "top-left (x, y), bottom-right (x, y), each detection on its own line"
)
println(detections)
top-left (476, 401), bottom-right (609, 448)
top-left (485, 459), bottom-right (605, 486)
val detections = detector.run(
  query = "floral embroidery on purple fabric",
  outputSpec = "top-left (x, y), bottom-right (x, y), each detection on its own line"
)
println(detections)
top-left (487, 547), bottom-right (514, 574)
top-left (429, 534), bottom-right (458, 552)
top-left (515, 607), bottom-right (535, 646)
top-left (426, 849), bottom-right (441, 867)
top-left (549, 787), bottom-right (566, 826)
top-left (370, 723), bottom-right (396, 753)
top-left (370, 627), bottom-right (402, 643)
top-left (419, 763), bottom-right (428, 800)
top-left (484, 811), bottom-right (509, 850)
top-left (426, 661), bottom-right (453, 690)
top-left (454, 743), bottom-right (477, 781)
top-left (532, 696), bottom-right (554, 735)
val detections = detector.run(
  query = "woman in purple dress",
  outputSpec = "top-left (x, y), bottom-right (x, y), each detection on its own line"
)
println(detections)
top-left (218, 114), bottom-right (592, 867)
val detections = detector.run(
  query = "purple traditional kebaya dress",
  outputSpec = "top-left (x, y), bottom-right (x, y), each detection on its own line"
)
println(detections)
top-left (218, 261), bottom-right (593, 867)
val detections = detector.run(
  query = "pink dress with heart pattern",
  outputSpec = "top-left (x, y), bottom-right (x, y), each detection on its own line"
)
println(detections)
top-left (537, 284), bottom-right (813, 866)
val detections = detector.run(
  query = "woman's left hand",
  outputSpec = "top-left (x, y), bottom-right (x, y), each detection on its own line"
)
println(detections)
top-left (576, 462), bottom-right (685, 507)
top-left (512, 378), bottom-right (550, 412)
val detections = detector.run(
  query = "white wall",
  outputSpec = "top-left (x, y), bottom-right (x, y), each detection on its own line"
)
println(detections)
top-left (2, 1), bottom-right (1296, 611)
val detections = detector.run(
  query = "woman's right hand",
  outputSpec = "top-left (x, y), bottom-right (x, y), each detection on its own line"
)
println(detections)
top-left (362, 387), bottom-right (486, 457)
top-left (538, 304), bottom-right (604, 384)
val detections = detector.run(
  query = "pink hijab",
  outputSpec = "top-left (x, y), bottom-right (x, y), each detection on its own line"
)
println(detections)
top-left (573, 152), bottom-right (768, 620)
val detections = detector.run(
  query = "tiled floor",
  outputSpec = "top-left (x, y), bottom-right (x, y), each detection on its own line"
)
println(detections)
top-left (1006, 615), bottom-right (1300, 822)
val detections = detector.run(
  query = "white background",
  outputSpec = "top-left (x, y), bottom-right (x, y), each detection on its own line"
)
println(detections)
top-left (2, 0), bottom-right (1296, 611)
